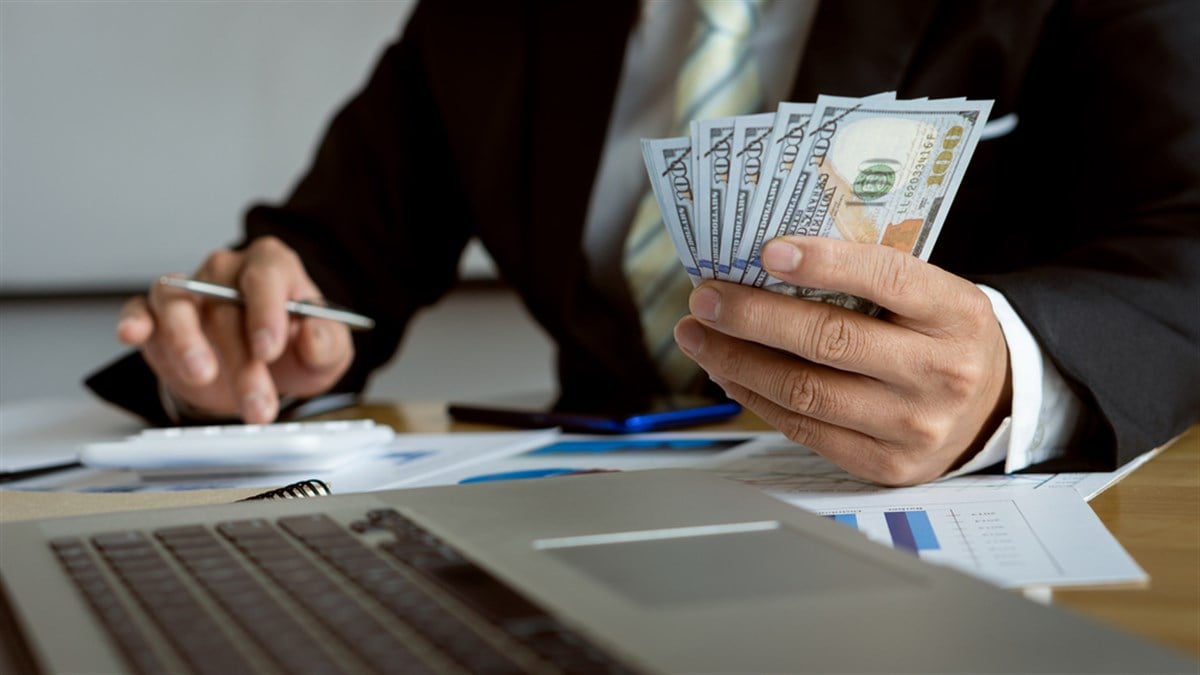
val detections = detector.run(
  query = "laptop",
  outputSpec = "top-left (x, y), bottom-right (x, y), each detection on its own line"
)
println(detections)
top-left (1, 469), bottom-right (1193, 674)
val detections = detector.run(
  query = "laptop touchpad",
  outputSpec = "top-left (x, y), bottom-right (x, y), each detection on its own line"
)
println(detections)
top-left (536, 521), bottom-right (916, 607)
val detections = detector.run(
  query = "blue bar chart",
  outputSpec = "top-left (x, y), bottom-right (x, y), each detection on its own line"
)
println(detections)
top-left (826, 513), bottom-right (859, 529)
top-left (820, 501), bottom-right (1063, 585)
top-left (884, 510), bottom-right (939, 553)
top-left (826, 509), bottom-right (942, 553)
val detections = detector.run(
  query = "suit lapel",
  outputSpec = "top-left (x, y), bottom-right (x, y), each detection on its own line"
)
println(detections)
top-left (791, 0), bottom-right (945, 99)
top-left (518, 1), bottom-right (667, 397)
top-left (522, 2), bottom-right (638, 281)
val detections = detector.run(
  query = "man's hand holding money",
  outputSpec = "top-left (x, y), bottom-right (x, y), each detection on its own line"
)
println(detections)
top-left (673, 236), bottom-right (1012, 486)
top-left (645, 92), bottom-right (1004, 484)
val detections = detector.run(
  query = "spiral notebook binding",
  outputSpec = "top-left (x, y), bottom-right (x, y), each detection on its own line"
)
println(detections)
top-left (239, 479), bottom-right (332, 501)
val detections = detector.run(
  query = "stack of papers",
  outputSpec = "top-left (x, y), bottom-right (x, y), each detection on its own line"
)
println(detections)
top-left (2, 400), bottom-right (1151, 590)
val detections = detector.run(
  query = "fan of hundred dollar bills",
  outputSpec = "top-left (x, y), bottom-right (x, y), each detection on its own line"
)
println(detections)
top-left (641, 92), bottom-right (993, 312)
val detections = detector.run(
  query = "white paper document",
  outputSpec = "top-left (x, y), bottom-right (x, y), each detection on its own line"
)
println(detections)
top-left (790, 490), bottom-right (1144, 588)
top-left (699, 433), bottom-right (1158, 502)
top-left (6, 430), bottom-right (558, 495)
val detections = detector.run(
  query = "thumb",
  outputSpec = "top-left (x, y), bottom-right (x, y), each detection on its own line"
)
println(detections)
top-left (760, 238), bottom-right (805, 283)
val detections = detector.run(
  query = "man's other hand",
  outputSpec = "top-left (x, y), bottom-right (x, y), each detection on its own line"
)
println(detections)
top-left (115, 236), bottom-right (354, 423)
top-left (674, 236), bottom-right (1012, 486)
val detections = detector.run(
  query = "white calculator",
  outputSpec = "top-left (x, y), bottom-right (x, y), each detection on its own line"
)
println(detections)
top-left (79, 419), bottom-right (395, 475)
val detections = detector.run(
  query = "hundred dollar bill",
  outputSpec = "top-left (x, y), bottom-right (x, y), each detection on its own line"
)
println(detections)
top-left (691, 117), bottom-right (737, 279)
top-left (731, 102), bottom-right (815, 283)
top-left (746, 93), bottom-right (897, 288)
top-left (718, 112), bottom-right (774, 281)
top-left (764, 97), bottom-right (993, 310)
top-left (639, 137), bottom-right (702, 286)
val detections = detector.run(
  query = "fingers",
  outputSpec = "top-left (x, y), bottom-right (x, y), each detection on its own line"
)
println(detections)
top-left (681, 238), bottom-right (1012, 485)
top-left (677, 250), bottom-right (1011, 485)
top-left (236, 237), bottom-right (317, 363)
top-left (269, 318), bottom-right (355, 398)
top-left (135, 248), bottom-right (277, 421)
top-left (675, 316), bottom-right (904, 441)
top-left (760, 236), bottom-right (986, 329)
top-left (146, 275), bottom-right (218, 386)
top-left (711, 376), bottom-right (935, 486)
top-left (116, 296), bottom-right (154, 346)
top-left (236, 237), bottom-right (352, 396)
top-left (203, 302), bottom-right (279, 423)
top-left (128, 236), bottom-right (351, 423)
top-left (295, 319), bottom-right (353, 373)
top-left (686, 280), bottom-right (922, 382)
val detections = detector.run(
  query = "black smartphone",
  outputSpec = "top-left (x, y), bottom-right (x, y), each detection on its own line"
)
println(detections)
top-left (446, 391), bottom-right (741, 434)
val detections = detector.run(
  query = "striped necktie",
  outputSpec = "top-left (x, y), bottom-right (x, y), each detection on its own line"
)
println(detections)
top-left (625, 0), bottom-right (765, 391)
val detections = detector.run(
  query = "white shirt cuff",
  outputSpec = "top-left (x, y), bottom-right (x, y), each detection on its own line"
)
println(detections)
top-left (942, 285), bottom-right (1087, 478)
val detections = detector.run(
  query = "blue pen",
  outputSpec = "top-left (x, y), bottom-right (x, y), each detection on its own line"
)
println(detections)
top-left (459, 468), bottom-right (615, 484)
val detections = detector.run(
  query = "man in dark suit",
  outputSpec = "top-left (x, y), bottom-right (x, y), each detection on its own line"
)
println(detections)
top-left (87, 0), bottom-right (1200, 485)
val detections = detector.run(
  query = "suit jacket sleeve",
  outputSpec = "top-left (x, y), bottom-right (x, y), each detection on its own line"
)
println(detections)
top-left (968, 0), bottom-right (1200, 468)
top-left (793, 0), bottom-right (1199, 470)
top-left (85, 2), bottom-right (473, 423)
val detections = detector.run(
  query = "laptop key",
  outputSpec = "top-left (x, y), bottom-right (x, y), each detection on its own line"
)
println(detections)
top-left (281, 513), bottom-right (529, 675)
top-left (222, 518), bottom-right (438, 675)
top-left (358, 509), bottom-right (641, 675)
top-left (85, 531), bottom-right (259, 674)
top-left (50, 538), bottom-right (169, 675)
top-left (164, 534), bottom-right (349, 675)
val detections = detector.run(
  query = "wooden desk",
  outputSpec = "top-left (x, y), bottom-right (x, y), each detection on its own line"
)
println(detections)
top-left (1054, 423), bottom-right (1200, 657)
top-left (2, 401), bottom-right (1197, 658)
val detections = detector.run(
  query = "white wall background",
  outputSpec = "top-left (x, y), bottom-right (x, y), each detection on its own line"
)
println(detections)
top-left (1, 0), bottom-right (429, 293)
top-left (0, 1), bottom-right (551, 408)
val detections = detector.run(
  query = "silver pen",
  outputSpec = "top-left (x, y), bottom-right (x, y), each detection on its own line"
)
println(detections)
top-left (157, 277), bottom-right (376, 331)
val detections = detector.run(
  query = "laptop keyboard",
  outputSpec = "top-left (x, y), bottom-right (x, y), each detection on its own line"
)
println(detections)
top-left (48, 508), bottom-right (637, 675)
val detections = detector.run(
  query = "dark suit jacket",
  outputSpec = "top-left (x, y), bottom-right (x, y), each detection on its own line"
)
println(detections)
top-left (88, 0), bottom-right (1200, 470)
